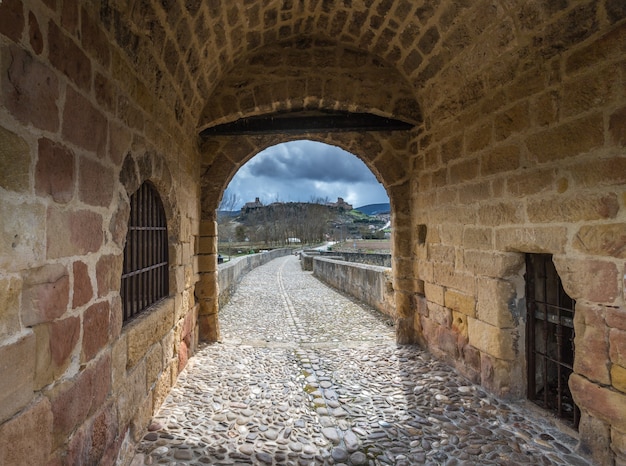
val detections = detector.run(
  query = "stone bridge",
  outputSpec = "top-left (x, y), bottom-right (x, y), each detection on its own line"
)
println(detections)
top-left (132, 255), bottom-right (590, 465)
top-left (0, 1), bottom-right (625, 465)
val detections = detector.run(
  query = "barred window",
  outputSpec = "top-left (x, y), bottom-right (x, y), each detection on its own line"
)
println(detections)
top-left (121, 181), bottom-right (169, 323)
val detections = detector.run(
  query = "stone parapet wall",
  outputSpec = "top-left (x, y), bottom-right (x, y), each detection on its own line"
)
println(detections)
top-left (218, 249), bottom-right (294, 307)
top-left (319, 251), bottom-right (392, 268)
top-left (312, 257), bottom-right (395, 319)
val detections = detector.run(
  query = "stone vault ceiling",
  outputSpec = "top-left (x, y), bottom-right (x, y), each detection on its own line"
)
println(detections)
top-left (93, 0), bottom-right (605, 138)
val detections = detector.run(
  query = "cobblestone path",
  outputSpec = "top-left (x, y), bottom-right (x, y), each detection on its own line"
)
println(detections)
top-left (131, 255), bottom-right (590, 466)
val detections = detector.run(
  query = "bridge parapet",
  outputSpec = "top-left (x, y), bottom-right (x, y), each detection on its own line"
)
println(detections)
top-left (312, 256), bottom-right (395, 319)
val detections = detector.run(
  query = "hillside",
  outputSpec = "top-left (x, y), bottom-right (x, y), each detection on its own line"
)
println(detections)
top-left (354, 203), bottom-right (390, 215)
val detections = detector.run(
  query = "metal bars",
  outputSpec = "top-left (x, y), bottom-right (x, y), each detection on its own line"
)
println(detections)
top-left (526, 254), bottom-right (580, 429)
top-left (121, 182), bottom-right (169, 323)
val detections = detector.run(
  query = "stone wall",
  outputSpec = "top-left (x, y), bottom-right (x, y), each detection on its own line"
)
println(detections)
top-left (0, 2), bottom-right (200, 465)
top-left (0, 0), bottom-right (625, 464)
top-left (320, 251), bottom-right (392, 268)
top-left (313, 257), bottom-right (395, 319)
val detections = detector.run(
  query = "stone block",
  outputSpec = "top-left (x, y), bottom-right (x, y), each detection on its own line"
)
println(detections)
top-left (424, 282), bottom-right (444, 306)
top-left (46, 207), bottom-right (103, 259)
top-left (611, 329), bottom-right (626, 367)
top-left (0, 333), bottom-right (36, 424)
top-left (0, 275), bottom-right (21, 336)
top-left (78, 156), bottom-right (114, 207)
top-left (574, 305), bottom-right (611, 385)
top-left (433, 264), bottom-right (475, 295)
top-left (0, 0), bottom-right (24, 42)
top-left (468, 317), bottom-right (517, 360)
top-left (448, 158), bottom-right (478, 184)
top-left (462, 250), bottom-right (524, 278)
top-left (21, 263), bottom-right (69, 326)
top-left (610, 105), bottom-right (626, 146)
top-left (451, 310), bottom-right (468, 338)
top-left (577, 412), bottom-right (613, 466)
top-left (573, 223), bottom-right (626, 258)
top-left (463, 227), bottom-right (492, 250)
top-left (465, 122), bottom-right (492, 153)
top-left (427, 243), bottom-right (454, 263)
top-left (111, 334), bottom-right (128, 393)
top-left (82, 301), bottom-right (110, 363)
top-left (476, 278), bottom-right (517, 329)
top-left (0, 45), bottom-right (60, 132)
top-left (506, 168), bottom-right (555, 197)
top-left (49, 353), bottom-right (110, 447)
top-left (427, 301), bottom-right (451, 328)
top-left (480, 144), bottom-right (520, 176)
top-left (116, 359), bottom-right (147, 427)
top-left (153, 361), bottom-right (174, 414)
top-left (495, 226), bottom-right (567, 253)
top-left (0, 199), bottom-right (46, 273)
top-left (445, 289), bottom-right (476, 318)
top-left (145, 342), bottom-right (163, 391)
top-left (553, 257), bottom-right (618, 303)
top-left (0, 397), bottom-right (53, 466)
top-left (197, 235), bottom-right (217, 255)
top-left (613, 428), bottom-right (626, 462)
top-left (526, 114), bottom-right (604, 163)
top-left (48, 21), bottom-right (91, 91)
top-left (72, 260), bottom-right (93, 308)
top-left (62, 87), bottom-right (107, 157)
top-left (612, 364), bottom-right (626, 393)
top-left (608, 307), bottom-right (626, 331)
top-left (527, 193), bottom-right (619, 223)
top-left (570, 373), bottom-right (626, 432)
top-left (569, 156), bottom-right (626, 188)
top-left (0, 124), bottom-right (30, 193)
top-left (131, 394), bottom-right (154, 442)
top-left (34, 316), bottom-right (80, 389)
top-left (35, 138), bottom-right (74, 203)
top-left (480, 353), bottom-right (521, 398)
top-left (126, 298), bottom-right (174, 369)
top-left (477, 201), bottom-right (523, 226)
top-left (95, 254), bottom-right (122, 297)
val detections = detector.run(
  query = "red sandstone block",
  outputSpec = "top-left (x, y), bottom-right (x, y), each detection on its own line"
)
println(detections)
top-left (35, 138), bottom-right (75, 204)
top-left (49, 315), bottom-right (80, 367)
top-left (78, 156), bottom-right (114, 207)
top-left (610, 106), bottom-right (626, 146)
top-left (72, 260), bottom-right (93, 308)
top-left (0, 397), bottom-right (53, 466)
top-left (610, 329), bottom-right (626, 367)
top-left (21, 263), bottom-right (69, 326)
top-left (95, 254), bottom-right (122, 298)
top-left (0, 0), bottom-right (24, 42)
top-left (82, 301), bottom-right (110, 362)
top-left (554, 257), bottom-right (619, 304)
top-left (81, 7), bottom-right (111, 69)
top-left (48, 20), bottom-right (91, 90)
top-left (570, 373), bottom-right (626, 432)
top-left (50, 353), bottom-right (111, 446)
top-left (46, 207), bottom-right (103, 259)
top-left (62, 87), bottom-right (108, 158)
top-left (28, 11), bottom-right (43, 55)
top-left (0, 45), bottom-right (60, 132)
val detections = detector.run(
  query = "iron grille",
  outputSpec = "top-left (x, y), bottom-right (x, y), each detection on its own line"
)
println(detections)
top-left (121, 181), bottom-right (169, 323)
top-left (526, 254), bottom-right (580, 429)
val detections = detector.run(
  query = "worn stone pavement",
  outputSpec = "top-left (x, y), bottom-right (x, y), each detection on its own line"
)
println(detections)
top-left (130, 255), bottom-right (590, 466)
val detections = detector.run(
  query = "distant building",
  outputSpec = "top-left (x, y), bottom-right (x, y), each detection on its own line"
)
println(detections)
top-left (327, 197), bottom-right (353, 211)
top-left (241, 197), bottom-right (263, 213)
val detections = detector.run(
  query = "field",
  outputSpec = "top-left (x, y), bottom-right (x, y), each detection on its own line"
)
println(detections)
top-left (330, 239), bottom-right (391, 253)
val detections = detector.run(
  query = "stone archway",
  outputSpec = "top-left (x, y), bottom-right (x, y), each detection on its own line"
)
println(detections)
top-left (195, 128), bottom-right (421, 345)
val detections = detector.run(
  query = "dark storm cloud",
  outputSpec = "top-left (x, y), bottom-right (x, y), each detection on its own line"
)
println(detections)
top-left (224, 140), bottom-right (389, 209)
top-left (247, 141), bottom-right (373, 183)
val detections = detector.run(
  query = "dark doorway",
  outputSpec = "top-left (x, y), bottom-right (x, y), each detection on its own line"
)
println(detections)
top-left (526, 254), bottom-right (580, 429)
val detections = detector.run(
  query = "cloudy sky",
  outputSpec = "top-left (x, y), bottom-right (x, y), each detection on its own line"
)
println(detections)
top-left (222, 140), bottom-right (389, 210)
